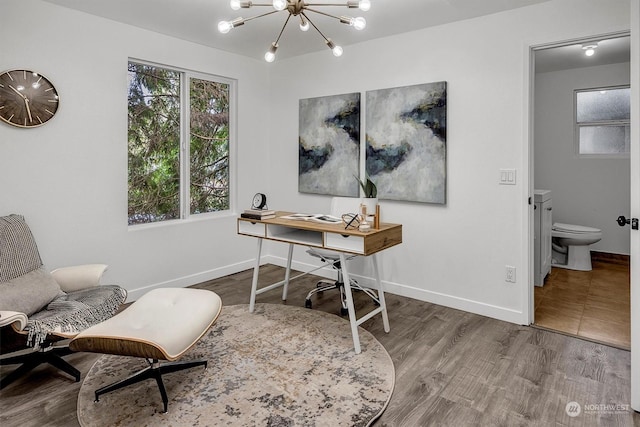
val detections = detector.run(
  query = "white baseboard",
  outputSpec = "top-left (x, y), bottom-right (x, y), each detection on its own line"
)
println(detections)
top-left (266, 255), bottom-right (526, 325)
top-left (381, 280), bottom-right (526, 325)
top-left (128, 256), bottom-right (525, 325)
top-left (126, 259), bottom-right (257, 301)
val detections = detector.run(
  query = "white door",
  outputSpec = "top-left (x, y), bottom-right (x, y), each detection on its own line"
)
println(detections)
top-left (631, 0), bottom-right (640, 413)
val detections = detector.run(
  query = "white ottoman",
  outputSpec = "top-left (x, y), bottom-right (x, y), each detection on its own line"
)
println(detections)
top-left (70, 287), bottom-right (222, 412)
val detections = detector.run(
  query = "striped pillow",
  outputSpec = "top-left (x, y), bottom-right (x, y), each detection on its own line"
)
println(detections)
top-left (0, 214), bottom-right (43, 282)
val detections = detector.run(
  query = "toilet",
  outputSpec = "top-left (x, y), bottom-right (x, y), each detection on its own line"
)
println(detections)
top-left (551, 222), bottom-right (602, 271)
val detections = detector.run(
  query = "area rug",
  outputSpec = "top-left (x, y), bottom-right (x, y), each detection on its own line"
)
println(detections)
top-left (77, 303), bottom-right (395, 426)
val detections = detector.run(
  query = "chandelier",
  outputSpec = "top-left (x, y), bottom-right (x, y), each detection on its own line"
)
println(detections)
top-left (218, 0), bottom-right (371, 62)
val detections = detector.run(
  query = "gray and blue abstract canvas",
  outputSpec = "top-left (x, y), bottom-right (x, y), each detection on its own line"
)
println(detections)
top-left (366, 82), bottom-right (447, 203)
top-left (299, 93), bottom-right (360, 197)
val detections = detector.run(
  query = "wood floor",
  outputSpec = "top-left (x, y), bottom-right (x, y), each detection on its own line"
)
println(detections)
top-left (534, 254), bottom-right (631, 350)
top-left (1, 264), bottom-right (638, 426)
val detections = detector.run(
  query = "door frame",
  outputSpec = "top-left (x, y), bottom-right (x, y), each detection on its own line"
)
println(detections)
top-left (630, 0), bottom-right (639, 412)
top-left (524, 30), bottom-right (631, 326)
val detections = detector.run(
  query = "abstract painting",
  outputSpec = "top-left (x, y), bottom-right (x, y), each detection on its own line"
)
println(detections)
top-left (299, 93), bottom-right (360, 197)
top-left (366, 82), bottom-right (447, 204)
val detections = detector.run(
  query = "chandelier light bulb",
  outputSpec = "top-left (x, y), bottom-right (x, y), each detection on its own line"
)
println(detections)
top-left (272, 0), bottom-right (287, 11)
top-left (218, 20), bottom-right (233, 34)
top-left (219, 17), bottom-right (244, 33)
top-left (352, 17), bottom-right (366, 30)
top-left (300, 17), bottom-right (310, 31)
top-left (326, 39), bottom-right (341, 56)
top-left (265, 42), bottom-right (278, 62)
top-left (230, 0), bottom-right (241, 10)
top-left (347, 0), bottom-right (370, 11)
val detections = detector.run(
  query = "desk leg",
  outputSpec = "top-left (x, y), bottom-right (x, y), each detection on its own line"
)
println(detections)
top-left (282, 244), bottom-right (293, 301)
top-left (249, 238), bottom-right (263, 313)
top-left (372, 254), bottom-right (390, 333)
top-left (340, 253), bottom-right (361, 354)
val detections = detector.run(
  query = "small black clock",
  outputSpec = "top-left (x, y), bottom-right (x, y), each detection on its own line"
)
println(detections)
top-left (252, 193), bottom-right (267, 210)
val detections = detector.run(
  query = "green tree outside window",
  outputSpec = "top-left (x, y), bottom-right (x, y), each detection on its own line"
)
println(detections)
top-left (128, 62), bottom-right (230, 225)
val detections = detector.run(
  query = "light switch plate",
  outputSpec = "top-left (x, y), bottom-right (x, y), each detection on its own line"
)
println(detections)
top-left (499, 169), bottom-right (516, 185)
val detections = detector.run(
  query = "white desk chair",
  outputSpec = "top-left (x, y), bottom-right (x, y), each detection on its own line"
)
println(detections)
top-left (304, 197), bottom-right (380, 315)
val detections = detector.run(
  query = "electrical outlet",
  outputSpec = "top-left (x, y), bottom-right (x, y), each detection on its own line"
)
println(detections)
top-left (505, 266), bottom-right (516, 283)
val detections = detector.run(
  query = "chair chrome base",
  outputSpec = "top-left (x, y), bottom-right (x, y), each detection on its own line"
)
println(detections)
top-left (94, 358), bottom-right (207, 413)
top-left (305, 279), bottom-right (350, 315)
top-left (304, 267), bottom-right (380, 316)
top-left (0, 346), bottom-right (80, 390)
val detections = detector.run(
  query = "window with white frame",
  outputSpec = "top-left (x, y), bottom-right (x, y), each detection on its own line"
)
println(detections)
top-left (575, 86), bottom-right (630, 157)
top-left (127, 61), bottom-right (233, 225)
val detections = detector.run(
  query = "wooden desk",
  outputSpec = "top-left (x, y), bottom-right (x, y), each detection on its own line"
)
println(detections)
top-left (237, 211), bottom-right (402, 354)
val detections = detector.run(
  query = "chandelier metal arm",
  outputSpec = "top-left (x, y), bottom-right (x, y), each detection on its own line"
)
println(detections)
top-left (240, 2), bottom-right (272, 7)
top-left (301, 11), bottom-right (330, 43)
top-left (242, 9), bottom-right (280, 24)
top-left (303, 7), bottom-right (343, 21)
top-left (307, 1), bottom-right (370, 8)
top-left (273, 13), bottom-right (293, 45)
top-left (305, 3), bottom-right (353, 6)
top-left (305, 6), bottom-right (366, 29)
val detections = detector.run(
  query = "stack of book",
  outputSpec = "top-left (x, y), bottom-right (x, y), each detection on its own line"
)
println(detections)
top-left (241, 208), bottom-right (276, 220)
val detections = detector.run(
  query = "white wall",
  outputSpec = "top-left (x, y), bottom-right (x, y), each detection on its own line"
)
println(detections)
top-left (535, 62), bottom-right (631, 255)
top-left (265, 0), bottom-right (631, 324)
top-left (0, 0), bottom-right (632, 323)
top-left (0, 0), bottom-right (272, 300)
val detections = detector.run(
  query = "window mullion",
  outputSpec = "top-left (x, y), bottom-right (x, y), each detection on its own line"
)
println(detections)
top-left (180, 73), bottom-right (191, 219)
top-left (578, 120), bottom-right (630, 127)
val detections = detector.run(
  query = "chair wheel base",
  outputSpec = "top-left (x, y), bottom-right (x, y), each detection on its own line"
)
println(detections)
top-left (304, 299), bottom-right (312, 309)
top-left (340, 307), bottom-right (348, 316)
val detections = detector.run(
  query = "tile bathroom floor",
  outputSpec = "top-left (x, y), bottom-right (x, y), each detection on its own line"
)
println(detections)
top-left (534, 253), bottom-right (630, 349)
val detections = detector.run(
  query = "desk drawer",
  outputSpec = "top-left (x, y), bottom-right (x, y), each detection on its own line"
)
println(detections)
top-left (238, 220), bottom-right (266, 237)
top-left (324, 232), bottom-right (364, 254)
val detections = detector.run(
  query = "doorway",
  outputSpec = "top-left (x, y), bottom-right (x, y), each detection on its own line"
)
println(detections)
top-left (530, 34), bottom-right (631, 349)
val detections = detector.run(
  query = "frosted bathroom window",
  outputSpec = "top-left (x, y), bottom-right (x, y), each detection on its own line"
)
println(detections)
top-left (576, 88), bottom-right (630, 122)
top-left (575, 86), bottom-right (630, 157)
top-left (578, 125), bottom-right (630, 154)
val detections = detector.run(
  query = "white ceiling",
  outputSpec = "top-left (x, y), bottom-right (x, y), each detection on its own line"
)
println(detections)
top-left (535, 35), bottom-right (630, 73)
top-left (42, 0), bottom-right (629, 69)
top-left (44, 0), bottom-right (551, 60)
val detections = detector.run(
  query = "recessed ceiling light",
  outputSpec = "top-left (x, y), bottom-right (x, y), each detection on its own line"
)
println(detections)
top-left (582, 43), bottom-right (598, 57)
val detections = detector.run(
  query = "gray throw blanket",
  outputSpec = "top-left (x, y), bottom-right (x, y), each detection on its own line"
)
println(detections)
top-left (26, 285), bottom-right (127, 348)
